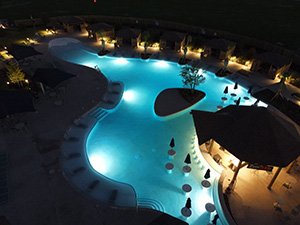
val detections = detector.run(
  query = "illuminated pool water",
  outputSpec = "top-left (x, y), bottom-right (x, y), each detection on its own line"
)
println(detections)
top-left (51, 39), bottom-right (263, 225)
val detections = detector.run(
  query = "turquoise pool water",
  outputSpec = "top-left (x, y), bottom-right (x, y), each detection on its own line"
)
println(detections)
top-left (51, 39), bottom-right (262, 225)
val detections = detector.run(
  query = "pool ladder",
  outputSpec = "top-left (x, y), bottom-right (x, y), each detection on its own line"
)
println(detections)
top-left (88, 108), bottom-right (108, 120)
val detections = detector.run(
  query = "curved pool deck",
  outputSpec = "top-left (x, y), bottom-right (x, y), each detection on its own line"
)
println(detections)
top-left (51, 38), bottom-right (264, 225)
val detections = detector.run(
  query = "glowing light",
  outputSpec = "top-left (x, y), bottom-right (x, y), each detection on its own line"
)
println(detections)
top-left (89, 153), bottom-right (109, 174)
top-left (194, 190), bottom-right (214, 214)
top-left (114, 58), bottom-right (129, 65)
top-left (123, 90), bottom-right (136, 102)
top-left (82, 62), bottom-right (97, 68)
top-left (257, 101), bottom-right (268, 107)
top-left (230, 56), bottom-right (237, 62)
top-left (154, 60), bottom-right (169, 68)
top-left (198, 68), bottom-right (203, 75)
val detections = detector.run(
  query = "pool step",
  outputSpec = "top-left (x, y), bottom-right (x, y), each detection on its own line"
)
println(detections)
top-left (88, 108), bottom-right (108, 120)
top-left (137, 198), bottom-right (165, 212)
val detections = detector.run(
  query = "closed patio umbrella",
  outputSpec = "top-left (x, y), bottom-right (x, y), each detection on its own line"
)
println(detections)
top-left (235, 97), bottom-right (241, 106)
top-left (234, 82), bottom-right (238, 90)
top-left (223, 86), bottom-right (228, 94)
top-left (184, 153), bottom-right (191, 164)
top-left (204, 169), bottom-right (211, 179)
top-left (169, 137), bottom-right (175, 148)
top-left (185, 197), bottom-right (191, 209)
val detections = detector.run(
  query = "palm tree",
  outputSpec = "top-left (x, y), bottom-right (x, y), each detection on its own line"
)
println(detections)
top-left (179, 65), bottom-right (205, 94)
top-left (143, 31), bottom-right (150, 55)
top-left (6, 62), bottom-right (25, 87)
top-left (96, 31), bottom-right (106, 51)
top-left (180, 35), bottom-right (192, 64)
top-left (271, 72), bottom-right (291, 101)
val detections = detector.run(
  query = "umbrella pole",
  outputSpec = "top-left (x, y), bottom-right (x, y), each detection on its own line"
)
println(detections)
top-left (39, 82), bottom-right (45, 95)
top-left (208, 139), bottom-right (214, 154)
top-left (286, 160), bottom-right (297, 174)
top-left (226, 160), bottom-right (242, 194)
top-left (267, 167), bottom-right (282, 190)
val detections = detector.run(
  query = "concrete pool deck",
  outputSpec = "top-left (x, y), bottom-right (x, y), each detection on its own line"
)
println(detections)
top-left (0, 31), bottom-right (299, 225)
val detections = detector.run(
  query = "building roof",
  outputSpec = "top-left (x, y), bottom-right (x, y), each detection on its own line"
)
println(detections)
top-left (59, 16), bottom-right (84, 25)
top-left (252, 88), bottom-right (300, 125)
top-left (8, 44), bottom-right (42, 60)
top-left (160, 31), bottom-right (185, 42)
top-left (191, 105), bottom-right (300, 167)
top-left (88, 23), bottom-right (114, 33)
top-left (116, 27), bottom-right (140, 39)
top-left (204, 38), bottom-right (235, 51)
top-left (256, 52), bottom-right (291, 68)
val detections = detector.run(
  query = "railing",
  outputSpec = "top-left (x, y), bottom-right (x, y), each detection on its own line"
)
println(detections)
top-left (212, 173), bottom-right (238, 225)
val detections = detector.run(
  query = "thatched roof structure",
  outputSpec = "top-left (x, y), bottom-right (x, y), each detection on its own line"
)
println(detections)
top-left (191, 105), bottom-right (300, 167)
top-left (116, 27), bottom-right (140, 39)
top-left (255, 52), bottom-right (291, 68)
top-left (204, 38), bottom-right (235, 51)
top-left (160, 31), bottom-right (185, 43)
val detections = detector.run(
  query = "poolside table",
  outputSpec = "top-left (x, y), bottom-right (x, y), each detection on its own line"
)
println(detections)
top-left (205, 203), bottom-right (216, 213)
top-left (181, 206), bottom-right (192, 218)
top-left (182, 165), bottom-right (191, 176)
top-left (165, 162), bottom-right (174, 174)
top-left (168, 149), bottom-right (176, 160)
top-left (201, 180), bottom-right (211, 188)
top-left (182, 184), bottom-right (192, 195)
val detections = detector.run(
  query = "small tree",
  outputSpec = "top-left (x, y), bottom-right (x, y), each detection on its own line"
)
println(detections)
top-left (179, 65), bottom-right (205, 94)
top-left (6, 62), bottom-right (25, 87)
top-left (180, 35), bottom-right (192, 64)
top-left (271, 72), bottom-right (292, 102)
top-left (96, 31), bottom-right (106, 51)
top-left (143, 31), bottom-right (150, 54)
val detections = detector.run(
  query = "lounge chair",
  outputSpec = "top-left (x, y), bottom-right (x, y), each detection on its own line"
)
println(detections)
top-left (87, 180), bottom-right (99, 190)
top-left (109, 189), bottom-right (118, 203)
top-left (66, 137), bottom-right (79, 142)
top-left (67, 152), bottom-right (81, 159)
top-left (72, 166), bottom-right (85, 174)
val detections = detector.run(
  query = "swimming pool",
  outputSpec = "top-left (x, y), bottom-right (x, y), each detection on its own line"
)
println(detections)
top-left (51, 38), bottom-right (262, 225)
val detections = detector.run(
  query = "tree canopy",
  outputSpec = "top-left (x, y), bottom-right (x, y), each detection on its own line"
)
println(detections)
top-left (179, 65), bottom-right (205, 92)
top-left (6, 62), bottom-right (25, 86)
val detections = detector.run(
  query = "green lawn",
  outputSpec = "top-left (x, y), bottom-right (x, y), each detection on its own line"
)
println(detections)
top-left (1, 0), bottom-right (300, 50)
